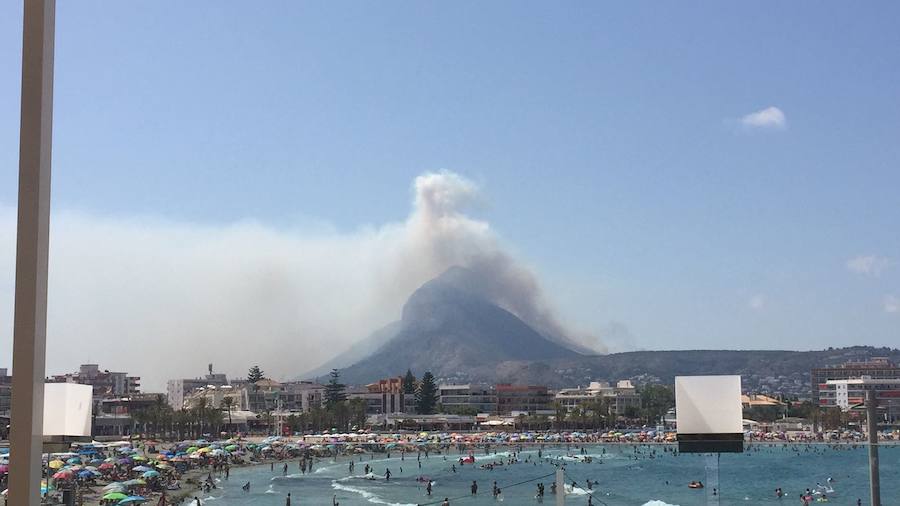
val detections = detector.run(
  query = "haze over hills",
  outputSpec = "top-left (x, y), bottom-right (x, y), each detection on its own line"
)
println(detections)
top-left (311, 267), bottom-right (900, 393)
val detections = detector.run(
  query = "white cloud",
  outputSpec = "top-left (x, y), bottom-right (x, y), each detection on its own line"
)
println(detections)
top-left (847, 255), bottom-right (892, 277)
top-left (748, 294), bottom-right (766, 310)
top-left (885, 295), bottom-right (900, 314)
top-left (0, 171), bottom-right (602, 390)
top-left (740, 106), bottom-right (787, 130)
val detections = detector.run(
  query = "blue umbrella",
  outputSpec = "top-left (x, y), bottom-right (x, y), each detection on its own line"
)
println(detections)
top-left (117, 496), bottom-right (147, 505)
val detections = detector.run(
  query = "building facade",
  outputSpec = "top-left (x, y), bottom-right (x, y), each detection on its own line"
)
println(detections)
top-left (0, 368), bottom-right (11, 418)
top-left (166, 369), bottom-right (230, 409)
top-left (439, 384), bottom-right (498, 414)
top-left (347, 377), bottom-right (409, 417)
top-left (47, 364), bottom-right (141, 398)
top-left (554, 380), bottom-right (641, 416)
top-left (186, 379), bottom-right (325, 413)
top-left (495, 384), bottom-right (553, 414)
top-left (822, 378), bottom-right (900, 426)
top-left (811, 358), bottom-right (900, 405)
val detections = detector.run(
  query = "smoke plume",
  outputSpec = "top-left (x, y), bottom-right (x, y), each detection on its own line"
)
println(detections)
top-left (0, 171), bottom-right (602, 389)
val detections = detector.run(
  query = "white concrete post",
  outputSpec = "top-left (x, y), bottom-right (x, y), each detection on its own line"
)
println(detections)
top-left (8, 0), bottom-right (55, 505)
top-left (556, 468), bottom-right (565, 506)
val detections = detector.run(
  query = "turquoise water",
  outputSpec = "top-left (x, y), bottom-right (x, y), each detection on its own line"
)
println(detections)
top-left (195, 444), bottom-right (899, 505)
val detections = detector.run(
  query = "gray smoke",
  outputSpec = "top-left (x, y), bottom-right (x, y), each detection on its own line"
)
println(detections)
top-left (0, 171), bottom-right (603, 390)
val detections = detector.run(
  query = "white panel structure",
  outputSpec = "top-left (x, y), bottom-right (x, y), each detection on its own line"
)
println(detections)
top-left (43, 383), bottom-right (93, 436)
top-left (675, 375), bottom-right (742, 435)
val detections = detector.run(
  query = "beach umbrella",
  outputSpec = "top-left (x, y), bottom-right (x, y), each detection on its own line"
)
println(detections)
top-left (77, 470), bottom-right (95, 479)
top-left (103, 492), bottom-right (128, 501)
top-left (48, 460), bottom-right (65, 469)
top-left (142, 470), bottom-right (160, 478)
top-left (224, 444), bottom-right (238, 451)
top-left (66, 457), bottom-right (82, 465)
top-left (132, 465), bottom-right (151, 472)
top-left (103, 482), bottom-right (125, 490)
top-left (132, 455), bottom-right (147, 461)
top-left (52, 470), bottom-right (73, 480)
top-left (0, 464), bottom-right (8, 474)
top-left (99, 463), bottom-right (115, 470)
top-left (117, 495), bottom-right (147, 504)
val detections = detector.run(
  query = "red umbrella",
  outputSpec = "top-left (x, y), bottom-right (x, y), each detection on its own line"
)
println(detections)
top-left (98, 463), bottom-right (115, 470)
top-left (52, 470), bottom-right (74, 480)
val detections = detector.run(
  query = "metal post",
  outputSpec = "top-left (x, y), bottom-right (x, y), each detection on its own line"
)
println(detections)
top-left (555, 468), bottom-right (564, 506)
top-left (866, 387), bottom-right (881, 506)
top-left (8, 1), bottom-right (55, 505)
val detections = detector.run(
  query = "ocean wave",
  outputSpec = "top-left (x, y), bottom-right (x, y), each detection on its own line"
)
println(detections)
top-left (643, 501), bottom-right (680, 506)
top-left (564, 485), bottom-right (589, 495)
top-left (331, 480), bottom-right (417, 506)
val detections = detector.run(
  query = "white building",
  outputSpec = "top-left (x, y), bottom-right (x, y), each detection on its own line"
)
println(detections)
top-left (554, 380), bottom-right (640, 416)
top-left (166, 369), bottom-right (229, 409)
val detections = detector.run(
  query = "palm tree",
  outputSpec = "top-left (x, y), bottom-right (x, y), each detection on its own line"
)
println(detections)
top-left (552, 401), bottom-right (567, 431)
top-left (222, 396), bottom-right (235, 433)
top-left (193, 398), bottom-right (208, 438)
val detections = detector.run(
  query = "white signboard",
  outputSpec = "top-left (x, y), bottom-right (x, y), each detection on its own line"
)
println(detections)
top-left (675, 375), bottom-right (742, 435)
top-left (43, 383), bottom-right (93, 436)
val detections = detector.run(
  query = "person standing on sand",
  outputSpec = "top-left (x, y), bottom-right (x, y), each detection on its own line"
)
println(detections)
top-left (471, 480), bottom-right (478, 495)
top-left (285, 492), bottom-right (291, 506)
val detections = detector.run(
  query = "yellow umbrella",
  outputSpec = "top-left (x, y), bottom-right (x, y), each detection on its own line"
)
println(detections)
top-left (48, 460), bottom-right (64, 470)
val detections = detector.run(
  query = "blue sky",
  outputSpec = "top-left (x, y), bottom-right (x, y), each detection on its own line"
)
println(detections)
top-left (1, 2), bottom-right (899, 379)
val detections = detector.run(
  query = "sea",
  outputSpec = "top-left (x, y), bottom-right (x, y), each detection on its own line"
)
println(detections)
top-left (191, 444), bottom-right (899, 505)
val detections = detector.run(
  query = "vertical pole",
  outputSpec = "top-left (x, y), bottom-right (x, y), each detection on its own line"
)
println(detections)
top-left (705, 453), bottom-right (720, 506)
top-left (8, 1), bottom-right (55, 505)
top-left (555, 468), bottom-right (564, 506)
top-left (866, 387), bottom-right (881, 506)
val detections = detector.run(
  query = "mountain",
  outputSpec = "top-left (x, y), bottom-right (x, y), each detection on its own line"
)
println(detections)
top-left (309, 269), bottom-right (900, 394)
top-left (318, 266), bottom-right (582, 385)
